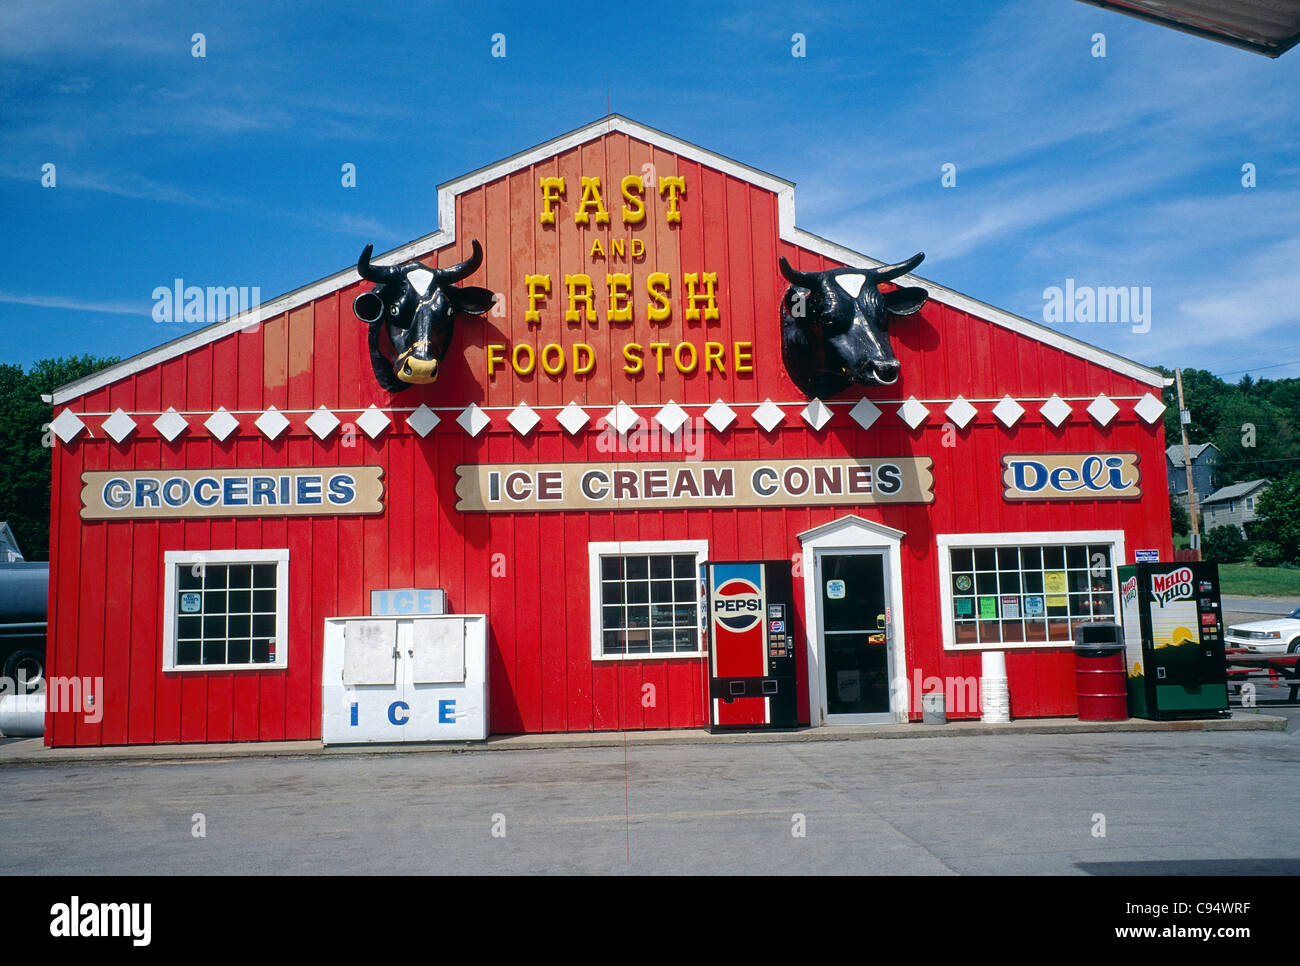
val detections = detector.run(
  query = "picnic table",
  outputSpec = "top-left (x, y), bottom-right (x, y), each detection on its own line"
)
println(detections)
top-left (1225, 648), bottom-right (1300, 701)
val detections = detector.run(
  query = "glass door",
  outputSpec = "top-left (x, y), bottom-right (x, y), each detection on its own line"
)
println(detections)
top-left (818, 551), bottom-right (892, 719)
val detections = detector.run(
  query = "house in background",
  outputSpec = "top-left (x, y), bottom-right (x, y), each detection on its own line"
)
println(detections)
top-left (1201, 479), bottom-right (1271, 536)
top-left (1166, 442), bottom-right (1219, 510)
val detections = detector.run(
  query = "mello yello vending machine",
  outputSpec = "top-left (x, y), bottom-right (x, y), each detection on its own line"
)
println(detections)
top-left (701, 560), bottom-right (799, 732)
top-left (1118, 561), bottom-right (1230, 720)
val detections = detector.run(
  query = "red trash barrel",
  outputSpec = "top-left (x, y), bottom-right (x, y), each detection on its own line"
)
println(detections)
top-left (1074, 622), bottom-right (1129, 721)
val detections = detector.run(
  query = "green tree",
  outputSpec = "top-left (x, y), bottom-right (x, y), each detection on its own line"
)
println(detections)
top-left (1253, 473), bottom-right (1300, 565)
top-left (0, 356), bottom-right (118, 560)
top-left (1212, 398), bottom-right (1300, 486)
top-left (1202, 525), bottom-right (1248, 563)
top-left (1170, 500), bottom-right (1190, 536)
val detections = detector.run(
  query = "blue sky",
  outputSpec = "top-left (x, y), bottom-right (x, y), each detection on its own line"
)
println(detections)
top-left (2, 0), bottom-right (1297, 380)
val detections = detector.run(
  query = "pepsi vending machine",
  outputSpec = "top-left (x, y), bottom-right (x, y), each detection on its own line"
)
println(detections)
top-left (701, 560), bottom-right (800, 732)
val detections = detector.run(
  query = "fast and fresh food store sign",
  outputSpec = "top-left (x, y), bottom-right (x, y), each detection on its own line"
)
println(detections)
top-left (454, 458), bottom-right (934, 512)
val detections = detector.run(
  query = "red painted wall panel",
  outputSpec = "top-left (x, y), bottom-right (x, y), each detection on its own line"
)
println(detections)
top-left (45, 128), bottom-right (1172, 744)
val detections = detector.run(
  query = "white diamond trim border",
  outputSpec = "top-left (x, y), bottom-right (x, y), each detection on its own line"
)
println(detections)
top-left (255, 406), bottom-right (290, 441)
top-left (507, 402), bottom-right (541, 437)
top-left (457, 403), bottom-right (490, 437)
top-left (944, 396), bottom-right (977, 429)
top-left (556, 402), bottom-right (589, 436)
top-left (305, 406), bottom-right (340, 440)
top-left (1134, 392), bottom-right (1166, 424)
top-left (655, 401), bottom-right (689, 434)
top-left (356, 405), bottom-right (392, 439)
top-left (406, 404), bottom-right (440, 438)
top-left (752, 399), bottom-right (785, 432)
top-left (704, 400), bottom-right (736, 432)
top-left (1040, 394), bottom-right (1073, 427)
top-left (897, 397), bottom-right (930, 430)
top-left (152, 407), bottom-right (189, 442)
top-left (801, 398), bottom-right (831, 431)
top-left (992, 395), bottom-right (1025, 428)
top-left (205, 407), bottom-right (240, 441)
top-left (848, 398), bottom-right (881, 431)
top-left (50, 409), bottom-right (87, 444)
top-left (102, 408), bottom-right (138, 443)
top-left (1086, 394), bottom-right (1119, 427)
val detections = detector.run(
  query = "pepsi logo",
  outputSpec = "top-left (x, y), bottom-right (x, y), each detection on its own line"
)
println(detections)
top-left (713, 577), bottom-right (762, 632)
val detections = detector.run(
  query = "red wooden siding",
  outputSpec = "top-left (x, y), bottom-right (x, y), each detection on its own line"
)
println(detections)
top-left (45, 128), bottom-right (1171, 745)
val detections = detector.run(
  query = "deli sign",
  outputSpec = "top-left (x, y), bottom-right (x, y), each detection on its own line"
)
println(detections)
top-left (1001, 453), bottom-right (1140, 501)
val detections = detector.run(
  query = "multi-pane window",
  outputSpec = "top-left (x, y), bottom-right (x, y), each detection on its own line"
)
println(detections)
top-left (164, 550), bottom-right (288, 670)
top-left (948, 543), bottom-right (1116, 646)
top-left (599, 553), bottom-right (701, 656)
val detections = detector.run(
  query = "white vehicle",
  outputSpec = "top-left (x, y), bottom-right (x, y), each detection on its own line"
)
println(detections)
top-left (1226, 607), bottom-right (1300, 654)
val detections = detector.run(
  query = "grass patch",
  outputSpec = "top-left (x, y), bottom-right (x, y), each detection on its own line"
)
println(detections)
top-left (1217, 562), bottom-right (1300, 598)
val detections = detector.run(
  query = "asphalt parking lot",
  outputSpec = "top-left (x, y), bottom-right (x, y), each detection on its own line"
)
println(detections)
top-left (1, 728), bottom-right (1296, 875)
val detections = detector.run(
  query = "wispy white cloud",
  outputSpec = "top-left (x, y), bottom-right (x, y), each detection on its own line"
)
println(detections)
top-left (0, 292), bottom-right (150, 316)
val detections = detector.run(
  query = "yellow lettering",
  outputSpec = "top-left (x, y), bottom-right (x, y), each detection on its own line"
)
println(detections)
top-left (487, 343), bottom-right (507, 376)
top-left (704, 341), bottom-right (725, 373)
top-left (538, 177), bottom-right (565, 226)
top-left (607, 273), bottom-right (633, 323)
top-left (631, 238), bottom-right (644, 258)
top-left (573, 343), bottom-right (595, 375)
top-left (649, 342), bottom-right (671, 375)
top-left (611, 238), bottom-right (625, 258)
top-left (623, 343), bottom-right (644, 374)
top-left (674, 342), bottom-right (697, 373)
top-left (621, 174), bottom-right (646, 225)
top-left (524, 274), bottom-right (550, 324)
top-left (565, 274), bottom-right (595, 324)
top-left (684, 272), bottom-right (719, 322)
top-left (589, 238), bottom-right (605, 259)
top-left (646, 272), bottom-right (671, 322)
top-left (659, 176), bottom-right (685, 224)
top-left (540, 343), bottom-right (565, 376)
top-left (734, 341), bottom-right (753, 373)
top-left (574, 176), bottom-right (610, 226)
top-left (512, 343), bottom-right (536, 376)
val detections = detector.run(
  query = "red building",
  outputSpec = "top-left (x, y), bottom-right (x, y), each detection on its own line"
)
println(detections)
top-left (43, 116), bottom-right (1173, 746)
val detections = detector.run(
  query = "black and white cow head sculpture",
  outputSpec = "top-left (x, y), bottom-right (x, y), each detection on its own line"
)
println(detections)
top-left (352, 241), bottom-right (494, 392)
top-left (778, 252), bottom-right (929, 399)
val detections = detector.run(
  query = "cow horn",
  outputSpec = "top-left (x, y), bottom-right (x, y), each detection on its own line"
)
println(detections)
top-left (869, 252), bottom-right (924, 282)
top-left (778, 256), bottom-right (819, 289)
top-left (357, 244), bottom-right (398, 283)
top-left (438, 240), bottom-right (483, 283)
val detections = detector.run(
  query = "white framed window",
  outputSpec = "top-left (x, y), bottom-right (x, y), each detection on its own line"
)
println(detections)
top-left (163, 549), bottom-right (289, 671)
top-left (589, 540), bottom-right (708, 661)
top-left (937, 531), bottom-right (1125, 651)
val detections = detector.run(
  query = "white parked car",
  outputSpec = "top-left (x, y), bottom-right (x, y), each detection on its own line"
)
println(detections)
top-left (1226, 607), bottom-right (1300, 654)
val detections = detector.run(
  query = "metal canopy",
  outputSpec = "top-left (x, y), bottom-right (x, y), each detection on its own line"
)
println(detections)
top-left (1075, 0), bottom-right (1300, 56)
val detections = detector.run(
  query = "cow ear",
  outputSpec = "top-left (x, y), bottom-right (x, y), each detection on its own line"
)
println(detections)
top-left (884, 286), bottom-right (928, 317)
top-left (448, 285), bottom-right (496, 316)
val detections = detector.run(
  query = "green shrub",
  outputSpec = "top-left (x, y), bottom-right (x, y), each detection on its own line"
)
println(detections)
top-left (1252, 541), bottom-right (1284, 568)
top-left (1203, 525), bottom-right (1249, 563)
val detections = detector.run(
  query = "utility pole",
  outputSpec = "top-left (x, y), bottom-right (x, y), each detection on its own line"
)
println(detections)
top-left (1175, 368), bottom-right (1200, 560)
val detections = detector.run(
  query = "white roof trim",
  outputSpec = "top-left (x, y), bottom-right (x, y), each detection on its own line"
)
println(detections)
top-left (50, 115), bottom-right (1165, 405)
top-left (797, 513), bottom-right (906, 543)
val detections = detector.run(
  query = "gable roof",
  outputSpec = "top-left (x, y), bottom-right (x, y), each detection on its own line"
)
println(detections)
top-left (1167, 442), bottom-right (1219, 466)
top-left (47, 115), bottom-right (1169, 406)
top-left (1202, 479), bottom-right (1271, 504)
